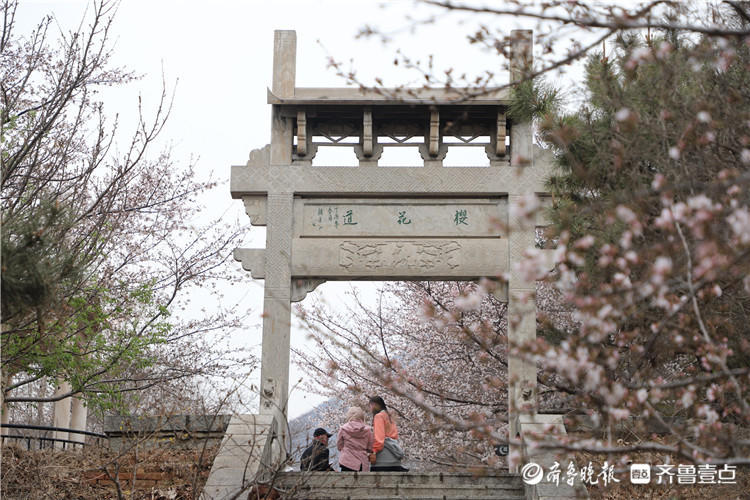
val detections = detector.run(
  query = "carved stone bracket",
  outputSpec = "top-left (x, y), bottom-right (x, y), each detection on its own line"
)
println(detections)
top-left (247, 145), bottom-right (270, 167)
top-left (485, 111), bottom-right (507, 163)
top-left (353, 108), bottom-right (383, 166)
top-left (354, 143), bottom-right (383, 166)
top-left (296, 111), bottom-right (307, 156)
top-left (234, 250), bottom-right (326, 302)
top-left (418, 142), bottom-right (448, 166)
top-left (495, 111), bottom-right (507, 156)
top-left (292, 110), bottom-right (317, 164)
top-left (243, 196), bottom-right (267, 226)
top-left (233, 248), bottom-right (266, 279)
top-left (290, 278), bottom-right (326, 302)
top-left (419, 109), bottom-right (448, 166)
top-left (362, 108), bottom-right (373, 156)
top-left (477, 277), bottom-right (509, 303)
top-left (428, 109), bottom-right (440, 156)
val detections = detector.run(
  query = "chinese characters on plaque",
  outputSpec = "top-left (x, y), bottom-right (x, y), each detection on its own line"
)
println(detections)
top-left (311, 207), bottom-right (472, 230)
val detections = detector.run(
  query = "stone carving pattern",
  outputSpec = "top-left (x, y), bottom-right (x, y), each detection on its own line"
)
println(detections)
top-left (339, 240), bottom-right (461, 271)
top-left (264, 193), bottom-right (294, 294)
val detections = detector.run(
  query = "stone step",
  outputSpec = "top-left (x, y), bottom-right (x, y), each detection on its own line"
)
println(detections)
top-left (276, 471), bottom-right (522, 487)
top-left (275, 496), bottom-right (525, 500)
top-left (272, 472), bottom-right (525, 499)
top-left (276, 486), bottom-right (525, 499)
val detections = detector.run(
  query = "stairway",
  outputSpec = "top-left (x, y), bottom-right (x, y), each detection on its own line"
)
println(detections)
top-left (268, 471), bottom-right (525, 499)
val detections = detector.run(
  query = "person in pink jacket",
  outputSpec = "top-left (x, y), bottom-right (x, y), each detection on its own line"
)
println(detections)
top-left (337, 406), bottom-right (374, 472)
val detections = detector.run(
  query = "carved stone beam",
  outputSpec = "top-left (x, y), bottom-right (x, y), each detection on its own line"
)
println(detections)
top-left (291, 279), bottom-right (326, 303)
top-left (362, 108), bottom-right (373, 157)
top-left (296, 110), bottom-right (307, 156)
top-left (233, 248), bottom-right (266, 279)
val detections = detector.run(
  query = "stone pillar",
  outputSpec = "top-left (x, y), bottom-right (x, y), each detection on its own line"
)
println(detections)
top-left (509, 30), bottom-right (533, 166)
top-left (270, 30), bottom-right (295, 167)
top-left (507, 29), bottom-right (538, 471)
top-left (52, 379), bottom-right (72, 449)
top-left (257, 30), bottom-right (297, 455)
top-left (70, 396), bottom-right (87, 448)
top-left (259, 192), bottom-right (294, 419)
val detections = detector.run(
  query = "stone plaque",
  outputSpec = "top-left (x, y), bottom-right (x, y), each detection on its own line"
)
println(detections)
top-left (296, 198), bottom-right (506, 238)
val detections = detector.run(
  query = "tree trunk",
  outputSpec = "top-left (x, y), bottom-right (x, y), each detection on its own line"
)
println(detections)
top-left (1, 371), bottom-right (10, 442)
top-left (52, 379), bottom-right (72, 449)
top-left (70, 396), bottom-right (87, 449)
top-left (36, 377), bottom-right (46, 425)
top-left (1, 322), bottom-right (9, 441)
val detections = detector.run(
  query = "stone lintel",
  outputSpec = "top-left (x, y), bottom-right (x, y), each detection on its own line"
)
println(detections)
top-left (231, 163), bottom-right (552, 198)
top-left (266, 86), bottom-right (511, 106)
top-left (235, 237), bottom-right (509, 282)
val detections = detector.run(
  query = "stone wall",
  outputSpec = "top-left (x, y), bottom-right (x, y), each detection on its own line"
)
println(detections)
top-left (83, 465), bottom-right (198, 490)
top-left (1, 442), bottom-right (217, 499)
top-left (104, 414), bottom-right (231, 450)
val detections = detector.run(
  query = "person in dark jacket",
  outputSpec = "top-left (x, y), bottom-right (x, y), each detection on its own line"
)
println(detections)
top-left (300, 427), bottom-right (334, 471)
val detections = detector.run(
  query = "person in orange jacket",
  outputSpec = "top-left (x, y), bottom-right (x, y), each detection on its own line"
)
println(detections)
top-left (368, 396), bottom-right (408, 472)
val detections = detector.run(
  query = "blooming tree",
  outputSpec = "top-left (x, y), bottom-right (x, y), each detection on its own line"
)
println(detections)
top-left (297, 280), bottom-right (574, 467)
top-left (1, 0), bottom-right (255, 428)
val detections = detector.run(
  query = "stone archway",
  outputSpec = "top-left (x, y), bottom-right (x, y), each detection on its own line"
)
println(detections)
top-left (202, 29), bottom-right (563, 499)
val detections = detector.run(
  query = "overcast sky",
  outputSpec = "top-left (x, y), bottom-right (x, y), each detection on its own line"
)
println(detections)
top-left (15, 0), bottom-right (584, 419)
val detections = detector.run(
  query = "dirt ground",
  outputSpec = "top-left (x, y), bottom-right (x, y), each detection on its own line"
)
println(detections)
top-left (1, 444), bottom-right (217, 500)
